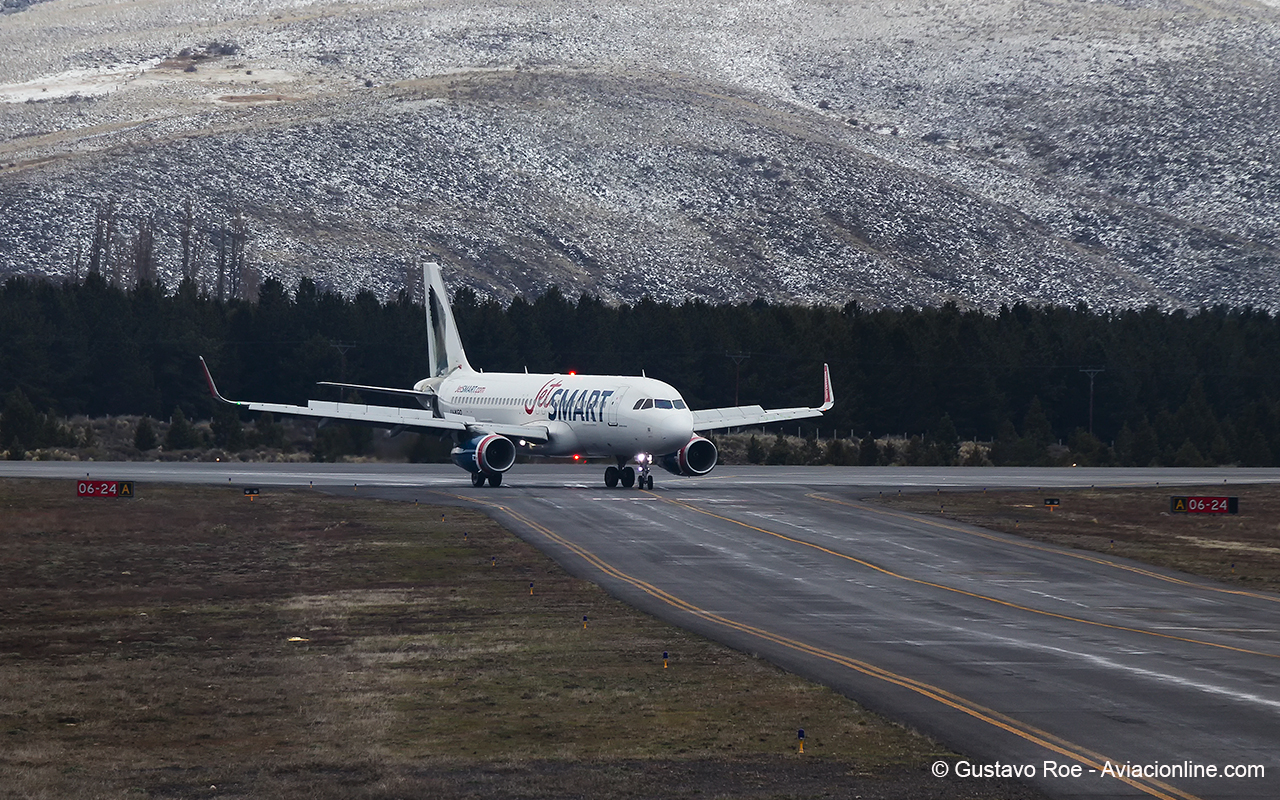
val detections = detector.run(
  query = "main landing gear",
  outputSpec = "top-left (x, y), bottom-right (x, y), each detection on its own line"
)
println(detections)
top-left (604, 456), bottom-right (653, 490)
top-left (471, 471), bottom-right (502, 487)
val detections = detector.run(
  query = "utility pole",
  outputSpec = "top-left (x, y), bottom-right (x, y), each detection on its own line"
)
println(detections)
top-left (1080, 367), bottom-right (1104, 436)
top-left (333, 342), bottom-right (356, 401)
top-left (726, 352), bottom-right (750, 407)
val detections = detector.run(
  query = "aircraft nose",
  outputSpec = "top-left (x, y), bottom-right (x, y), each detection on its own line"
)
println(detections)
top-left (659, 411), bottom-right (694, 449)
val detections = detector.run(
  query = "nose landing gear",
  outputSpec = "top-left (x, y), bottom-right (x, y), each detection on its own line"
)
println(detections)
top-left (604, 457), bottom-right (653, 489)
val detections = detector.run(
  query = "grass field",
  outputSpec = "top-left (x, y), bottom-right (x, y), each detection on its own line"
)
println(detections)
top-left (0, 479), bottom-right (1046, 799)
top-left (878, 483), bottom-right (1280, 593)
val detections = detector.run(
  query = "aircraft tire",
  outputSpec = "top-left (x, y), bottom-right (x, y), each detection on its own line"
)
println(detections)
top-left (471, 472), bottom-right (486, 488)
top-left (644, 475), bottom-right (654, 490)
top-left (489, 472), bottom-right (502, 487)
top-left (621, 466), bottom-right (636, 488)
top-left (605, 466), bottom-right (619, 488)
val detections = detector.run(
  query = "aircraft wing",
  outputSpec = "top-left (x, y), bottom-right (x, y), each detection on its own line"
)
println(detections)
top-left (691, 363), bottom-right (833, 432)
top-left (200, 357), bottom-right (549, 443)
top-left (473, 421), bottom-right (551, 443)
top-left (317, 381), bottom-right (435, 401)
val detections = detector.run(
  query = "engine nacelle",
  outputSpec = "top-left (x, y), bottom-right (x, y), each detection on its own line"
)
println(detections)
top-left (451, 434), bottom-right (516, 475)
top-left (659, 435), bottom-right (718, 477)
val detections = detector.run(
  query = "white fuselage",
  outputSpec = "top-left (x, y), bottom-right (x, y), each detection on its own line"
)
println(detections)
top-left (418, 370), bottom-right (696, 458)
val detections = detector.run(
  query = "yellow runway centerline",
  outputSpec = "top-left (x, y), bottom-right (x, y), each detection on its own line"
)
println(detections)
top-left (443, 490), bottom-right (1206, 800)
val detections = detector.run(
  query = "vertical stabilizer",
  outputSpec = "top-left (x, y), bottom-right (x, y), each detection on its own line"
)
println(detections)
top-left (424, 262), bottom-right (473, 377)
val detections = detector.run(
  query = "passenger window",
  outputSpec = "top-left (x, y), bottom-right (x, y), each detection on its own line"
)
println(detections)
top-left (655, 399), bottom-right (673, 409)
top-left (674, 400), bottom-right (687, 409)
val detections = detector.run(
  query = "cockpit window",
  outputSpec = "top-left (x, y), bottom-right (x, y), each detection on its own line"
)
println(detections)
top-left (655, 399), bottom-right (673, 409)
top-left (641, 398), bottom-right (653, 409)
top-left (633, 399), bottom-right (646, 410)
top-left (673, 399), bottom-right (687, 410)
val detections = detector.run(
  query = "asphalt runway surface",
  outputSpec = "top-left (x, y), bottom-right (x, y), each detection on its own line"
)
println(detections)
top-left (6, 463), bottom-right (1280, 799)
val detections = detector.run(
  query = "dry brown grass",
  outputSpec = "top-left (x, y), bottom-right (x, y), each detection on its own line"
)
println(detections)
top-left (0, 479), bottom-right (1044, 799)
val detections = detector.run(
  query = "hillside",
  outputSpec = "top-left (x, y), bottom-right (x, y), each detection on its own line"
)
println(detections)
top-left (1, 0), bottom-right (1277, 309)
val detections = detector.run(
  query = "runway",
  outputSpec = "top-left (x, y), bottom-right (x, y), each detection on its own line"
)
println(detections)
top-left (7, 461), bottom-right (1280, 490)
top-left (5, 462), bottom-right (1279, 798)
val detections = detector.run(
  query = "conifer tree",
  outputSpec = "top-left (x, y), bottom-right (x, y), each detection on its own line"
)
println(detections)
top-left (134, 417), bottom-right (157, 451)
top-left (164, 408), bottom-right (199, 450)
top-left (858, 433), bottom-right (879, 466)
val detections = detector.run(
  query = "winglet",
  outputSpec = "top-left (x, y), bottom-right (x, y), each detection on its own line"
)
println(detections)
top-left (818, 363), bottom-right (834, 411)
top-left (199, 356), bottom-right (237, 405)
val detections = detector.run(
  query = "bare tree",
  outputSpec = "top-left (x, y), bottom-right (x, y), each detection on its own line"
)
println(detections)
top-left (405, 259), bottom-right (425, 305)
top-left (180, 198), bottom-right (196, 282)
top-left (88, 200), bottom-right (116, 276)
top-left (71, 235), bottom-right (83, 282)
top-left (211, 208), bottom-right (251, 300)
top-left (228, 209), bottom-right (247, 299)
top-left (214, 220), bottom-right (227, 300)
top-left (132, 213), bottom-right (157, 287)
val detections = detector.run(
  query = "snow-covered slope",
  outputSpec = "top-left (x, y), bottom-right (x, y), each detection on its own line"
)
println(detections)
top-left (1, 0), bottom-right (1276, 309)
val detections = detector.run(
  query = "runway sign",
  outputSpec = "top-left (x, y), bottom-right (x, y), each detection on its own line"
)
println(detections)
top-left (1170, 496), bottom-right (1238, 514)
top-left (77, 480), bottom-right (134, 498)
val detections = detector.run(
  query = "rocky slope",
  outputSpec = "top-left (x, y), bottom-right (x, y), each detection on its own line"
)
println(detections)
top-left (1, 0), bottom-right (1277, 309)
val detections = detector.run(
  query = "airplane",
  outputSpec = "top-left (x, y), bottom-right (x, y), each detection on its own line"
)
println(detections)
top-left (200, 263), bottom-right (833, 489)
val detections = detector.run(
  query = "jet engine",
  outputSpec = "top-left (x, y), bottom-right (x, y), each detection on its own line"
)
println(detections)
top-left (658, 435), bottom-right (718, 477)
top-left (451, 434), bottom-right (517, 475)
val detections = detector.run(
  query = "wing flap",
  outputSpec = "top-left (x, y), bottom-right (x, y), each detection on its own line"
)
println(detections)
top-left (317, 381), bottom-right (435, 399)
top-left (478, 422), bottom-right (550, 444)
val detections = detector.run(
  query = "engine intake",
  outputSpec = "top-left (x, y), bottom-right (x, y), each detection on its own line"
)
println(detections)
top-left (659, 435), bottom-right (718, 477)
top-left (451, 434), bottom-right (516, 474)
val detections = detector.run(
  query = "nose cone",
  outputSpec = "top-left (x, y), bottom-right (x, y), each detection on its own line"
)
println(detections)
top-left (656, 409), bottom-right (694, 453)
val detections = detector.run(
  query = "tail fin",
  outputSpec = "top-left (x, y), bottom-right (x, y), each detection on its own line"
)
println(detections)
top-left (423, 262), bottom-right (473, 377)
